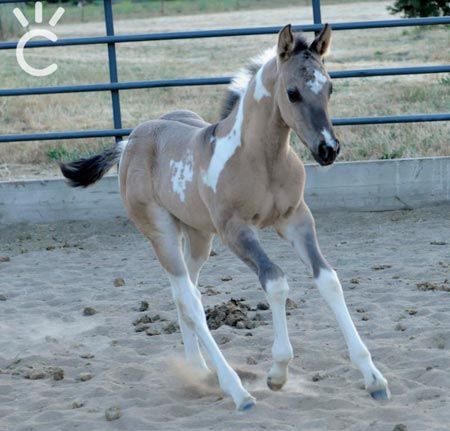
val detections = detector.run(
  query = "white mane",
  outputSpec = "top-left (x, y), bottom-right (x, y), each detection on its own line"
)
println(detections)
top-left (229, 46), bottom-right (276, 96)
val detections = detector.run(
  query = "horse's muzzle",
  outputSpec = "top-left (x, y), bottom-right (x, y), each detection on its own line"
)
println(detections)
top-left (316, 140), bottom-right (340, 166)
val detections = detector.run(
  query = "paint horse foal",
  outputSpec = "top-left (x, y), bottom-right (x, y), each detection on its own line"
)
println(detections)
top-left (61, 24), bottom-right (390, 410)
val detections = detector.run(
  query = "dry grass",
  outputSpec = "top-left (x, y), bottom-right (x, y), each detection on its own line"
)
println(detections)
top-left (0, 1), bottom-right (449, 179)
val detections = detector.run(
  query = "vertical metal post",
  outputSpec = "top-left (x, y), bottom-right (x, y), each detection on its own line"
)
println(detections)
top-left (312, 0), bottom-right (322, 35)
top-left (104, 0), bottom-right (122, 142)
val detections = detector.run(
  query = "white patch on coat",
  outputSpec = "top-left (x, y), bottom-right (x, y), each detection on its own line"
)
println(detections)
top-left (170, 150), bottom-right (194, 202)
top-left (202, 90), bottom-right (246, 192)
top-left (254, 64), bottom-right (271, 102)
top-left (321, 128), bottom-right (335, 146)
top-left (307, 69), bottom-right (327, 94)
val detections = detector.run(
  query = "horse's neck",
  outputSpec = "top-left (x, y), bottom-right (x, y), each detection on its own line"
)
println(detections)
top-left (215, 62), bottom-right (291, 164)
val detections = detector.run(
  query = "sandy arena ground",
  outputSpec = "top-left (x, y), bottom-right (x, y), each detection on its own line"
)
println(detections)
top-left (0, 204), bottom-right (449, 430)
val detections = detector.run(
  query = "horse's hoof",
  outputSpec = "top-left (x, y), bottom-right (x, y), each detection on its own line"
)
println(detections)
top-left (237, 396), bottom-right (256, 412)
top-left (370, 388), bottom-right (391, 400)
top-left (266, 376), bottom-right (284, 391)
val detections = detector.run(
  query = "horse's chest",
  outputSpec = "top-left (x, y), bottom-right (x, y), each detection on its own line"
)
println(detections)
top-left (249, 180), bottom-right (302, 228)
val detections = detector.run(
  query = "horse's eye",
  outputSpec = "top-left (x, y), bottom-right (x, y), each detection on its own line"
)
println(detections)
top-left (287, 88), bottom-right (301, 103)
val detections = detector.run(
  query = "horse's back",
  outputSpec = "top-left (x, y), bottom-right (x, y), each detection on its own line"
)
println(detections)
top-left (159, 109), bottom-right (209, 129)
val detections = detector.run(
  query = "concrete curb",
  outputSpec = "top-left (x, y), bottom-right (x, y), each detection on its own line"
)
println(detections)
top-left (1, 157), bottom-right (449, 225)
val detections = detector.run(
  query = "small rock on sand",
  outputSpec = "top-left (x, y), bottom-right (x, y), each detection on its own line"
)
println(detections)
top-left (205, 287), bottom-right (220, 296)
top-left (83, 307), bottom-right (97, 316)
top-left (114, 277), bottom-right (125, 287)
top-left (72, 399), bottom-right (85, 409)
top-left (392, 425), bottom-right (408, 431)
top-left (286, 298), bottom-right (298, 309)
top-left (78, 372), bottom-right (93, 382)
top-left (0, 294), bottom-right (7, 301)
top-left (372, 264), bottom-right (392, 270)
top-left (221, 275), bottom-right (233, 282)
top-left (236, 321), bottom-right (245, 329)
top-left (416, 281), bottom-right (450, 292)
top-left (312, 372), bottom-right (327, 382)
top-left (52, 367), bottom-right (64, 381)
top-left (145, 328), bottom-right (161, 336)
top-left (395, 323), bottom-right (406, 332)
top-left (246, 356), bottom-right (257, 365)
top-left (256, 301), bottom-right (269, 310)
top-left (133, 314), bottom-right (160, 326)
top-left (105, 406), bottom-right (121, 421)
top-left (216, 335), bottom-right (230, 345)
top-left (139, 300), bottom-right (149, 312)
top-left (80, 353), bottom-right (95, 359)
top-left (25, 369), bottom-right (46, 380)
top-left (163, 321), bottom-right (180, 334)
top-left (0, 256), bottom-right (10, 262)
top-left (135, 323), bottom-right (150, 333)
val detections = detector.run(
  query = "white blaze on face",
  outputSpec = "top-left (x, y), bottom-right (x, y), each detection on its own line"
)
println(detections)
top-left (321, 128), bottom-right (334, 146)
top-left (307, 69), bottom-right (327, 95)
top-left (202, 90), bottom-right (246, 192)
top-left (254, 64), bottom-right (271, 102)
top-left (170, 150), bottom-right (194, 202)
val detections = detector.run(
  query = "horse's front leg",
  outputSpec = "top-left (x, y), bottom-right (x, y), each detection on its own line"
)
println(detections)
top-left (276, 203), bottom-right (390, 400)
top-left (222, 220), bottom-right (293, 391)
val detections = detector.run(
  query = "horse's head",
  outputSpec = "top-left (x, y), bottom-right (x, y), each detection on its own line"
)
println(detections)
top-left (275, 24), bottom-right (339, 166)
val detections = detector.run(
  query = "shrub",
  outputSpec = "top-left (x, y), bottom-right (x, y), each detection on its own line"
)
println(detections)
top-left (388, 0), bottom-right (450, 18)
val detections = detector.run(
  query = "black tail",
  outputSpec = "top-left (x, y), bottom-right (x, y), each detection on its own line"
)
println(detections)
top-left (59, 143), bottom-right (124, 188)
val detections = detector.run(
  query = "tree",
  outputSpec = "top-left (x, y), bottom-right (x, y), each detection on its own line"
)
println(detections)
top-left (388, 0), bottom-right (450, 18)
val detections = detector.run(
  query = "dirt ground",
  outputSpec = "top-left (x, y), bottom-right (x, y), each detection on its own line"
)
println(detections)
top-left (0, 204), bottom-right (449, 430)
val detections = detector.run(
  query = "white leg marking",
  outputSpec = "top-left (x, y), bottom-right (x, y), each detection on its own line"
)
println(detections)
top-left (265, 277), bottom-right (293, 390)
top-left (168, 274), bottom-right (255, 410)
top-left (254, 64), bottom-right (271, 102)
top-left (180, 243), bottom-right (210, 373)
top-left (169, 150), bottom-right (194, 202)
top-left (315, 269), bottom-right (389, 396)
top-left (202, 89), bottom-right (246, 192)
top-left (307, 69), bottom-right (327, 95)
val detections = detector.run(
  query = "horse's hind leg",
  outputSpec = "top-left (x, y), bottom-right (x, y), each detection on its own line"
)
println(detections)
top-left (132, 205), bottom-right (255, 410)
top-left (179, 225), bottom-right (213, 374)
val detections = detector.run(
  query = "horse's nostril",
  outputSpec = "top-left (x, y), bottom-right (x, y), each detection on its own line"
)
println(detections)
top-left (318, 142), bottom-right (328, 159)
top-left (318, 142), bottom-right (336, 164)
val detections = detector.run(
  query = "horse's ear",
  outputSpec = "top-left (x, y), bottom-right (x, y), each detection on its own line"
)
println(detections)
top-left (310, 23), bottom-right (332, 58)
top-left (277, 24), bottom-right (295, 61)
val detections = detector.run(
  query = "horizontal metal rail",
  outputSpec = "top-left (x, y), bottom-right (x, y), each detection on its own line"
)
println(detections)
top-left (1, 113), bottom-right (448, 143)
top-left (0, 65), bottom-right (449, 98)
top-left (0, 16), bottom-right (449, 50)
